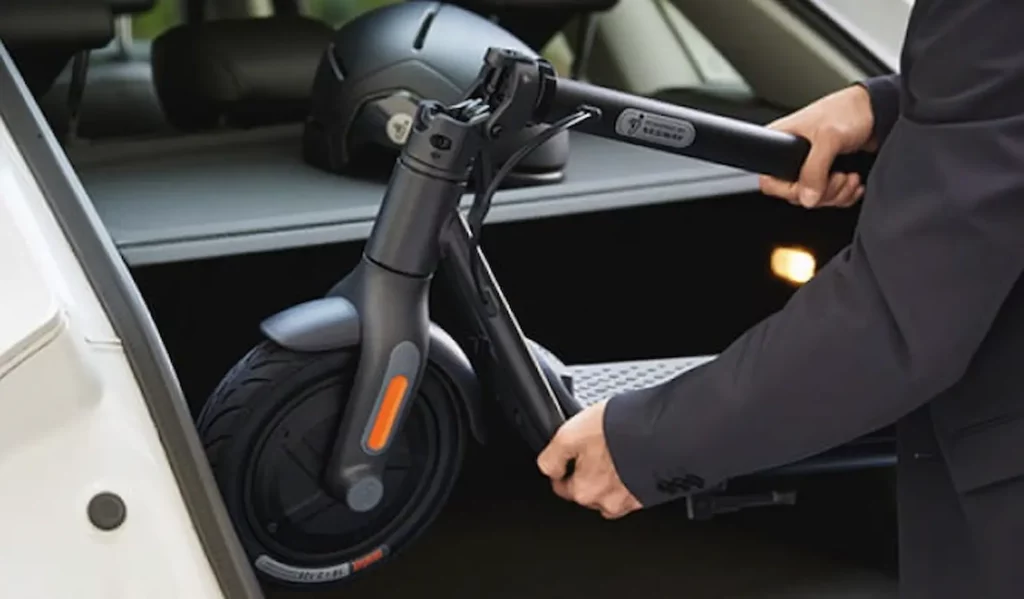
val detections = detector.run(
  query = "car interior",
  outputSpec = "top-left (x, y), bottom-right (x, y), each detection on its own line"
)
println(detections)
top-left (2, 0), bottom-right (894, 481)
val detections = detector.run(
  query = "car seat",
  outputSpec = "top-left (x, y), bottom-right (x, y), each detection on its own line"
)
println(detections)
top-left (2, 0), bottom-right (160, 141)
top-left (150, 16), bottom-right (335, 132)
top-left (0, 0), bottom-right (121, 97)
top-left (38, 40), bottom-right (170, 140)
top-left (448, 0), bottom-right (618, 52)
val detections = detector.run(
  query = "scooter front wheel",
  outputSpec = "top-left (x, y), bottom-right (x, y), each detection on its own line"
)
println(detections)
top-left (197, 340), bottom-right (465, 590)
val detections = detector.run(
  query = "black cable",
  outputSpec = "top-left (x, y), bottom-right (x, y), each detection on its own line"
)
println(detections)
top-left (467, 108), bottom-right (596, 238)
top-left (466, 108), bottom-right (597, 298)
top-left (469, 150), bottom-right (495, 240)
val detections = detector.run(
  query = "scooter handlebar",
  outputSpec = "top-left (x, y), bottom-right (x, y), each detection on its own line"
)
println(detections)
top-left (542, 77), bottom-right (875, 182)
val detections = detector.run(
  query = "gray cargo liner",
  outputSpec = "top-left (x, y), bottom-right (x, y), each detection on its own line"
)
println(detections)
top-left (68, 126), bottom-right (758, 266)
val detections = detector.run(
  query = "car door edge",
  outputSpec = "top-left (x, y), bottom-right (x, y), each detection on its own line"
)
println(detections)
top-left (0, 43), bottom-right (263, 599)
top-left (783, 0), bottom-right (901, 74)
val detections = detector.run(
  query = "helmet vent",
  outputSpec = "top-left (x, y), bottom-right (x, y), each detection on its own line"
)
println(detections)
top-left (413, 5), bottom-right (439, 50)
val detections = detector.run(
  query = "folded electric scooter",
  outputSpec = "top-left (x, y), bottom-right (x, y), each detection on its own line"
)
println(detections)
top-left (196, 48), bottom-right (874, 590)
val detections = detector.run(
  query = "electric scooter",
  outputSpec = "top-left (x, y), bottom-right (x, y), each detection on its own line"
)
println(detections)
top-left (195, 48), bottom-right (874, 589)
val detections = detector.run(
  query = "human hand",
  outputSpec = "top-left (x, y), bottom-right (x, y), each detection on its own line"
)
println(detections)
top-left (760, 84), bottom-right (877, 208)
top-left (536, 400), bottom-right (643, 519)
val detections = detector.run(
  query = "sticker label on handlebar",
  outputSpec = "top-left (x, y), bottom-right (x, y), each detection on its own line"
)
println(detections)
top-left (614, 109), bottom-right (696, 149)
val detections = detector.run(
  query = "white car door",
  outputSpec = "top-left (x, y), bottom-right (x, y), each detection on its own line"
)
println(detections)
top-left (0, 44), bottom-right (261, 599)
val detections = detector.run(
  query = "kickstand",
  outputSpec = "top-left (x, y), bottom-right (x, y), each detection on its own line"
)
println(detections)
top-left (686, 490), bottom-right (798, 521)
top-left (62, 50), bottom-right (91, 146)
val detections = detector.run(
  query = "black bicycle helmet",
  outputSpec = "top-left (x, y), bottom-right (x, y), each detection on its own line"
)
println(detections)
top-left (303, 1), bottom-right (569, 187)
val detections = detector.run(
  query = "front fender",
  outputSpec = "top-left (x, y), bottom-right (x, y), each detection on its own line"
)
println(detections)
top-left (260, 297), bottom-right (486, 444)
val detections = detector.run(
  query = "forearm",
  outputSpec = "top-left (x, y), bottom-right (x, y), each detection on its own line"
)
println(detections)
top-left (603, 0), bottom-right (1024, 507)
top-left (604, 236), bottom-right (946, 502)
top-left (605, 112), bottom-right (1024, 507)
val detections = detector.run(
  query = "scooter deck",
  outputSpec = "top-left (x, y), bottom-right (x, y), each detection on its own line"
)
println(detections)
top-left (557, 353), bottom-right (896, 480)
top-left (565, 355), bottom-right (716, 409)
top-left (535, 351), bottom-right (893, 519)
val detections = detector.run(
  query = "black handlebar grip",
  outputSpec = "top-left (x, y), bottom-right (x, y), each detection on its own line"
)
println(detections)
top-left (709, 120), bottom-right (878, 182)
top-left (786, 134), bottom-right (877, 182)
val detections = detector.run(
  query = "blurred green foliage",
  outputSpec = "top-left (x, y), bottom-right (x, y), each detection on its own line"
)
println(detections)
top-left (132, 0), bottom-right (182, 39)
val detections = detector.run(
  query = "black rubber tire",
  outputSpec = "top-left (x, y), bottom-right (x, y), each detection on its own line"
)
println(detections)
top-left (197, 340), bottom-right (465, 590)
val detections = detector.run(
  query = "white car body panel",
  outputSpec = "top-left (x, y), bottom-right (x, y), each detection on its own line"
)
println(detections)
top-left (0, 112), bottom-right (224, 598)
top-left (810, 0), bottom-right (913, 70)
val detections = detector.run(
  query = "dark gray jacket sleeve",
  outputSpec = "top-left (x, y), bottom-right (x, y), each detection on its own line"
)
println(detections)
top-left (859, 74), bottom-right (901, 145)
top-left (604, 0), bottom-right (1024, 507)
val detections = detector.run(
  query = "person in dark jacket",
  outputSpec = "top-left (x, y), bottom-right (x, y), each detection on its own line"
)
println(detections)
top-left (538, 1), bottom-right (1024, 597)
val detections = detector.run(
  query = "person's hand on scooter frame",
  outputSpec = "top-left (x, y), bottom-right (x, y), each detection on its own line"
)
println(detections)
top-left (759, 83), bottom-right (878, 208)
top-left (537, 400), bottom-right (643, 519)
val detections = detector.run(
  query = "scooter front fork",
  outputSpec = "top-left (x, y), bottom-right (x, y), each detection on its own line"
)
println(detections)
top-left (320, 98), bottom-right (488, 509)
top-left (324, 258), bottom-right (431, 512)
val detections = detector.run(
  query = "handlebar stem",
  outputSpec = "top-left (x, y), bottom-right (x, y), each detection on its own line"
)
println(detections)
top-left (465, 47), bottom-right (873, 182)
top-left (364, 100), bottom-right (486, 276)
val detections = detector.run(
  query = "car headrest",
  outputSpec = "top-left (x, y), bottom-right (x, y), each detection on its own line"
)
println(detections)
top-left (151, 16), bottom-right (335, 130)
top-left (0, 1), bottom-right (112, 46)
top-left (450, 0), bottom-right (618, 49)
top-left (0, 0), bottom-right (114, 96)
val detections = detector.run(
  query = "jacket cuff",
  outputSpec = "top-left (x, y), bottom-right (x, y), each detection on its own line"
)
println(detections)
top-left (858, 74), bottom-right (901, 146)
top-left (603, 382), bottom-right (710, 508)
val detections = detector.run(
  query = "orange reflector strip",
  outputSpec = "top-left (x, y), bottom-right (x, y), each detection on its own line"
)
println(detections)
top-left (366, 375), bottom-right (409, 452)
top-left (352, 547), bottom-right (386, 571)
